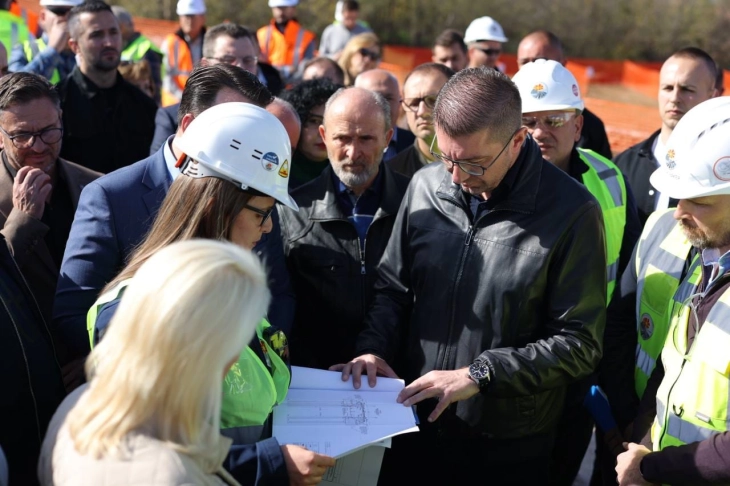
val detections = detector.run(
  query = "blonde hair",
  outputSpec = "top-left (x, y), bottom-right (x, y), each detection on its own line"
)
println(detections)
top-left (118, 59), bottom-right (155, 98)
top-left (68, 240), bottom-right (271, 472)
top-left (338, 32), bottom-right (380, 86)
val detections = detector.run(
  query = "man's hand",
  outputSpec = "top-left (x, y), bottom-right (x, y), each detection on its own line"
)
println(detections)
top-left (329, 354), bottom-right (397, 389)
top-left (616, 442), bottom-right (656, 486)
top-left (397, 368), bottom-right (479, 423)
top-left (13, 166), bottom-right (51, 220)
top-left (47, 14), bottom-right (70, 53)
top-left (280, 444), bottom-right (336, 486)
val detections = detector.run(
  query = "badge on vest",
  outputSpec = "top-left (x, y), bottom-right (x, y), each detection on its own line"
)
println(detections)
top-left (640, 313), bottom-right (654, 340)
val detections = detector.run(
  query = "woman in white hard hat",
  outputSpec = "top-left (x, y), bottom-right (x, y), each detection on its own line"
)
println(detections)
top-left (75, 102), bottom-right (335, 485)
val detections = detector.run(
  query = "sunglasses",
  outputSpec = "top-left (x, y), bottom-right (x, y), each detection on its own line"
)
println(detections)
top-left (358, 48), bottom-right (380, 60)
top-left (46, 6), bottom-right (72, 16)
top-left (474, 47), bottom-right (502, 57)
top-left (521, 112), bottom-right (576, 130)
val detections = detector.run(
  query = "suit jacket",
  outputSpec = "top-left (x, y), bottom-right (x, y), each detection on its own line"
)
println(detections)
top-left (578, 108), bottom-right (612, 160)
top-left (149, 104), bottom-right (178, 155)
top-left (0, 157), bottom-right (100, 321)
top-left (614, 130), bottom-right (664, 226)
top-left (54, 146), bottom-right (296, 361)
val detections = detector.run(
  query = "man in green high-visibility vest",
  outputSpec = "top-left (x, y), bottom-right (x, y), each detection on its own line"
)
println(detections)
top-left (8, 0), bottom-right (80, 83)
top-left (112, 5), bottom-right (161, 104)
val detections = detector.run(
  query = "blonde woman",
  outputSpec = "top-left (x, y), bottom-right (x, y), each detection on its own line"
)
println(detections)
top-left (337, 32), bottom-right (381, 86)
top-left (38, 239), bottom-right (270, 485)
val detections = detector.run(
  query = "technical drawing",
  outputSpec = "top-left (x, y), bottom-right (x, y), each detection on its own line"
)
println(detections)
top-left (285, 394), bottom-right (384, 434)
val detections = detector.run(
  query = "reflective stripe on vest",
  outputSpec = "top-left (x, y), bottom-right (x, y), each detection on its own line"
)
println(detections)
top-left (577, 148), bottom-right (627, 303)
top-left (633, 209), bottom-right (694, 397)
top-left (0, 11), bottom-right (30, 53)
top-left (121, 35), bottom-right (162, 62)
top-left (291, 28), bottom-right (306, 71)
top-left (257, 20), bottom-right (314, 78)
top-left (162, 34), bottom-right (192, 105)
top-left (653, 263), bottom-right (730, 450)
top-left (22, 38), bottom-right (60, 84)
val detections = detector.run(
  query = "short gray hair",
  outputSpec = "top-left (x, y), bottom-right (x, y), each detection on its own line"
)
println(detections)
top-left (324, 87), bottom-right (391, 132)
top-left (111, 5), bottom-right (133, 28)
top-left (434, 67), bottom-right (521, 141)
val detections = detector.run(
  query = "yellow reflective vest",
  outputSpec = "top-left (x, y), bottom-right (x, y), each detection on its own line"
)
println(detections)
top-left (0, 10), bottom-right (31, 53)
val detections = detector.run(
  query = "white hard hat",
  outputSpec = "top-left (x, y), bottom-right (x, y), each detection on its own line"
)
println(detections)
top-left (512, 59), bottom-right (585, 113)
top-left (650, 97), bottom-right (730, 200)
top-left (463, 16), bottom-right (508, 44)
top-left (177, 0), bottom-right (206, 16)
top-left (269, 0), bottom-right (299, 7)
top-left (175, 103), bottom-right (298, 211)
top-left (40, 0), bottom-right (82, 6)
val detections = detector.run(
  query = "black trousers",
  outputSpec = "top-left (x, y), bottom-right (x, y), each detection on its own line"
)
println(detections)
top-left (549, 382), bottom-right (596, 486)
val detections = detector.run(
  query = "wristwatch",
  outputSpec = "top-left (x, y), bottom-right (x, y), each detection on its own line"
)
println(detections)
top-left (468, 359), bottom-right (491, 390)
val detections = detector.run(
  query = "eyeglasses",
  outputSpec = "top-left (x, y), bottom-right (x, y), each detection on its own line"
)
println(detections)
top-left (0, 125), bottom-right (63, 149)
top-left (358, 48), bottom-right (380, 60)
top-left (430, 129), bottom-right (518, 176)
top-left (402, 94), bottom-right (438, 113)
top-left (474, 47), bottom-right (502, 57)
top-left (209, 55), bottom-right (259, 68)
top-left (243, 202), bottom-right (275, 227)
top-left (521, 112), bottom-right (576, 130)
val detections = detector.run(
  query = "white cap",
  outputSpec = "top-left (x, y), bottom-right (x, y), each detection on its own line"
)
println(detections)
top-left (269, 0), bottom-right (299, 7)
top-left (175, 102), bottom-right (298, 210)
top-left (177, 0), bottom-right (206, 16)
top-left (463, 16), bottom-right (508, 43)
top-left (650, 97), bottom-right (730, 200)
top-left (40, 0), bottom-right (82, 6)
top-left (512, 59), bottom-right (584, 113)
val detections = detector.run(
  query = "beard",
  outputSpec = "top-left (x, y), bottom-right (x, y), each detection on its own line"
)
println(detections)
top-left (680, 219), bottom-right (730, 250)
top-left (91, 48), bottom-right (120, 72)
top-left (332, 158), bottom-right (380, 190)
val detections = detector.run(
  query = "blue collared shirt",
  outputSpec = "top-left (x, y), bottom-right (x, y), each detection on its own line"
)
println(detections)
top-left (9, 33), bottom-right (77, 82)
top-left (332, 165), bottom-right (384, 251)
top-left (701, 247), bottom-right (730, 292)
top-left (163, 135), bottom-right (179, 184)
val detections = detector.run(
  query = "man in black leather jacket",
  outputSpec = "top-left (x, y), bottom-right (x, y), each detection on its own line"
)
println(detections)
top-left (335, 67), bottom-right (607, 485)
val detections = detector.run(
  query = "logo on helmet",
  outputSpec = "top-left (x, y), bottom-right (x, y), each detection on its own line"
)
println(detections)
top-left (262, 152), bottom-right (280, 172)
top-left (665, 149), bottom-right (676, 170)
top-left (572, 84), bottom-right (579, 97)
top-left (278, 159), bottom-right (289, 178)
top-left (713, 156), bottom-right (730, 181)
top-left (530, 83), bottom-right (547, 99)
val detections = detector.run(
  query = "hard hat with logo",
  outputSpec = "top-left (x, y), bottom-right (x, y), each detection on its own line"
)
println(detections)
top-left (650, 96), bottom-right (730, 200)
top-left (512, 59), bottom-right (585, 114)
top-left (175, 102), bottom-right (298, 210)
top-left (463, 16), bottom-right (508, 44)
top-left (269, 0), bottom-right (299, 7)
top-left (177, 0), bottom-right (206, 16)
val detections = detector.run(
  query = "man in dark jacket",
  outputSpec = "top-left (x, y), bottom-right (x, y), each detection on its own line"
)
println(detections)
top-left (58, 0), bottom-right (157, 174)
top-left (279, 86), bottom-right (410, 369)
top-left (336, 67), bottom-right (607, 484)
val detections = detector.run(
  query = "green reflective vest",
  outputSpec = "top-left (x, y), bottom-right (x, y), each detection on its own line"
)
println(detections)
top-left (633, 209), bottom-right (695, 397)
top-left (22, 37), bottom-right (60, 84)
top-left (652, 259), bottom-right (730, 450)
top-left (121, 34), bottom-right (162, 62)
top-left (577, 148), bottom-right (628, 302)
top-left (87, 280), bottom-right (290, 433)
top-left (0, 10), bottom-right (31, 54)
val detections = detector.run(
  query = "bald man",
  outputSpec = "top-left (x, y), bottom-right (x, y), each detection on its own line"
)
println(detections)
top-left (354, 68), bottom-right (415, 160)
top-left (267, 97), bottom-right (301, 148)
top-left (516, 30), bottom-right (612, 160)
top-left (278, 87), bottom-right (410, 370)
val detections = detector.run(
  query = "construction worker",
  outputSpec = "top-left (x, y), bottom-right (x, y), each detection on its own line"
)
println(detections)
top-left (161, 0), bottom-right (206, 106)
top-left (9, 0), bottom-right (80, 84)
top-left (0, 0), bottom-right (32, 55)
top-left (257, 0), bottom-right (316, 83)
top-left (512, 59), bottom-right (641, 486)
top-left (615, 96), bottom-right (730, 486)
top-left (463, 15), bottom-right (507, 70)
top-left (112, 6), bottom-right (162, 103)
top-left (9, 0), bottom-right (40, 37)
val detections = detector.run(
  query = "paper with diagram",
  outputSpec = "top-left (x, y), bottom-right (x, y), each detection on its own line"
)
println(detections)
top-left (272, 366), bottom-right (419, 458)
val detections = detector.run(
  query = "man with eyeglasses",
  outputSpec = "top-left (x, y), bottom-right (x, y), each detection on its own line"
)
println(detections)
top-left (614, 97), bottom-right (730, 486)
top-left (0, 72), bottom-right (99, 323)
top-left (513, 59), bottom-right (641, 486)
top-left (463, 16), bottom-right (506, 70)
top-left (388, 62), bottom-right (454, 178)
top-left (333, 67), bottom-right (606, 484)
top-left (9, 0), bottom-right (81, 84)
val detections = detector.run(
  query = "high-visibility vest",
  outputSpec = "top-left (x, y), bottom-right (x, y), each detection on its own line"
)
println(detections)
top-left (577, 148), bottom-right (628, 303)
top-left (161, 33), bottom-right (193, 107)
top-left (633, 209), bottom-right (696, 398)
top-left (121, 34), bottom-right (162, 62)
top-left (0, 10), bottom-right (32, 53)
top-left (22, 37), bottom-right (60, 84)
top-left (652, 260), bottom-right (730, 450)
top-left (257, 19), bottom-right (316, 80)
top-left (86, 280), bottom-right (290, 436)
top-left (10, 1), bottom-right (38, 37)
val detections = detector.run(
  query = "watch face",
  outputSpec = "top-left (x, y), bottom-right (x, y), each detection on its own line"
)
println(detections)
top-left (469, 361), bottom-right (489, 381)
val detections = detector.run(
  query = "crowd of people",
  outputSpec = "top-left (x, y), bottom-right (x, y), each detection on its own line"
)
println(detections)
top-left (0, 0), bottom-right (728, 485)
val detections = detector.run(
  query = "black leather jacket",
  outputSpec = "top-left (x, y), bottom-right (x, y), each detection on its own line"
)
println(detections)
top-left (355, 137), bottom-right (607, 440)
top-left (279, 164), bottom-right (410, 369)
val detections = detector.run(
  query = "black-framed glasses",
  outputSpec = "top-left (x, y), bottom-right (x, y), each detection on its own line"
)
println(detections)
top-left (209, 55), bottom-right (258, 68)
top-left (521, 112), bottom-right (576, 130)
top-left (243, 202), bottom-right (275, 227)
top-left (474, 47), bottom-right (502, 57)
top-left (0, 125), bottom-right (63, 149)
top-left (430, 129), bottom-right (519, 176)
top-left (402, 94), bottom-right (438, 113)
top-left (358, 48), bottom-right (380, 60)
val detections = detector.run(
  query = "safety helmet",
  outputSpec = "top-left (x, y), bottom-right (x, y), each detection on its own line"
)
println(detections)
top-left (512, 59), bottom-right (584, 113)
top-left (650, 96), bottom-right (730, 200)
top-left (463, 16), bottom-right (508, 44)
top-left (176, 0), bottom-right (205, 15)
top-left (175, 102), bottom-right (298, 210)
top-left (269, 0), bottom-right (298, 7)
top-left (40, 0), bottom-right (82, 6)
